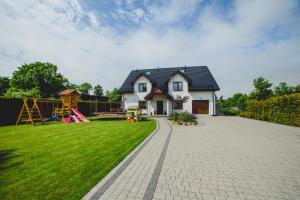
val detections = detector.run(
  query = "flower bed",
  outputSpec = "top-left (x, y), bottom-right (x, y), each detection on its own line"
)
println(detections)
top-left (169, 112), bottom-right (198, 125)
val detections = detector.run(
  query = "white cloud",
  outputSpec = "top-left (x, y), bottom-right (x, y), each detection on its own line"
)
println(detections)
top-left (0, 0), bottom-right (299, 97)
top-left (132, 9), bottom-right (145, 21)
top-left (147, 0), bottom-right (199, 24)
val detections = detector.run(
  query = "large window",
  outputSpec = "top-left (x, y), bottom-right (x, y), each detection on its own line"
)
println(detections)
top-left (173, 82), bottom-right (183, 91)
top-left (139, 101), bottom-right (147, 109)
top-left (173, 101), bottom-right (183, 110)
top-left (138, 83), bottom-right (147, 92)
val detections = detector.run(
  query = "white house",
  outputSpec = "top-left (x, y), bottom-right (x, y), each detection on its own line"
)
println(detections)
top-left (119, 66), bottom-right (220, 116)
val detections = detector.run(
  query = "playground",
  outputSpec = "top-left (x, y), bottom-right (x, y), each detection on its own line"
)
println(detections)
top-left (0, 88), bottom-right (152, 200)
top-left (0, 89), bottom-right (143, 126)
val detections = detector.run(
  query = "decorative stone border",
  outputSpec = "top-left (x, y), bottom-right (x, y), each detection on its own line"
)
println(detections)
top-left (143, 119), bottom-right (173, 200)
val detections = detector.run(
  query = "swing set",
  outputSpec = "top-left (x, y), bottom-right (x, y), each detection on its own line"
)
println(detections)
top-left (16, 98), bottom-right (63, 126)
top-left (16, 98), bottom-right (44, 126)
top-left (16, 89), bottom-right (82, 126)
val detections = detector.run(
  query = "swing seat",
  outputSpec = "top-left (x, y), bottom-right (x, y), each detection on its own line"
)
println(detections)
top-left (52, 115), bottom-right (60, 119)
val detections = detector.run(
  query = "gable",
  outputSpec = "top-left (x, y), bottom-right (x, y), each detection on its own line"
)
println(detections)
top-left (165, 70), bottom-right (191, 85)
top-left (131, 74), bottom-right (154, 85)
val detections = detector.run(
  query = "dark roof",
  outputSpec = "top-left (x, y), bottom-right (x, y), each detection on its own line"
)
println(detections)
top-left (119, 66), bottom-right (220, 93)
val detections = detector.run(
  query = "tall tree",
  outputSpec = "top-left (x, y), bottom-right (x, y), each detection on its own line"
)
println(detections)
top-left (93, 84), bottom-right (103, 96)
top-left (0, 76), bottom-right (10, 96)
top-left (79, 82), bottom-right (92, 95)
top-left (274, 82), bottom-right (293, 96)
top-left (8, 62), bottom-right (68, 97)
top-left (249, 77), bottom-right (273, 100)
top-left (105, 88), bottom-right (121, 103)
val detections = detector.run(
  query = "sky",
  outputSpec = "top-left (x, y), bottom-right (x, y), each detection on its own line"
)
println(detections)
top-left (0, 0), bottom-right (300, 97)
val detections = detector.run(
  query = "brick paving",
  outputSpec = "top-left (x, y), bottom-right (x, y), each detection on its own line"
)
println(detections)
top-left (84, 116), bottom-right (300, 200)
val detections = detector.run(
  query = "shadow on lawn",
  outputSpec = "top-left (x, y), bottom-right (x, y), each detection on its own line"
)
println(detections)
top-left (0, 149), bottom-right (22, 173)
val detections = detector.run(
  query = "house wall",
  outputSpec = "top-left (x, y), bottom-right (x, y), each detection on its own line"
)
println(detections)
top-left (167, 73), bottom-right (215, 115)
top-left (123, 76), bottom-right (152, 114)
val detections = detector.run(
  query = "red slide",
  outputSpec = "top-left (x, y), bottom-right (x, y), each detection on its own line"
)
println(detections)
top-left (71, 108), bottom-right (90, 122)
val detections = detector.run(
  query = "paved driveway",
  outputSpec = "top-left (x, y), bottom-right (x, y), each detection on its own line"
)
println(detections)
top-left (83, 117), bottom-right (300, 200)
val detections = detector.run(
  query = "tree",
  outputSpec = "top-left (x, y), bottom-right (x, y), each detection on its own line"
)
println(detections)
top-left (93, 84), bottom-right (103, 96)
top-left (0, 76), bottom-right (10, 96)
top-left (216, 95), bottom-right (224, 107)
top-left (105, 88), bottom-right (121, 103)
top-left (226, 93), bottom-right (248, 110)
top-left (249, 77), bottom-right (273, 100)
top-left (294, 84), bottom-right (300, 93)
top-left (274, 82), bottom-right (293, 96)
top-left (216, 93), bottom-right (248, 115)
top-left (5, 87), bottom-right (40, 98)
top-left (8, 62), bottom-right (68, 97)
top-left (65, 82), bottom-right (78, 90)
top-left (79, 82), bottom-right (92, 95)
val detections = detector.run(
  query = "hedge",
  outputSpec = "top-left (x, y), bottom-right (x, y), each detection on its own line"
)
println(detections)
top-left (240, 93), bottom-right (300, 127)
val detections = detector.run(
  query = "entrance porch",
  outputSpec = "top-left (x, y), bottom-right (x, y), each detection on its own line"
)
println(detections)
top-left (144, 88), bottom-right (173, 116)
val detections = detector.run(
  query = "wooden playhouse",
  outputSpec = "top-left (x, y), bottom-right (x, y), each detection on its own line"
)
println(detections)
top-left (53, 89), bottom-right (79, 119)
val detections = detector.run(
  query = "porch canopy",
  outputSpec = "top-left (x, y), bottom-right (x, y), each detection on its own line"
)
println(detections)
top-left (144, 88), bottom-right (173, 100)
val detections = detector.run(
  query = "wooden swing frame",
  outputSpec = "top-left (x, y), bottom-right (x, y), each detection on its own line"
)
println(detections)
top-left (16, 98), bottom-right (44, 126)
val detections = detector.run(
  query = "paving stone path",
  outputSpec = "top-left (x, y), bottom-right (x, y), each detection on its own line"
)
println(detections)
top-left (83, 116), bottom-right (300, 200)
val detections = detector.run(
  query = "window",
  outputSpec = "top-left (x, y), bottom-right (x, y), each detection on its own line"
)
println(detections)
top-left (173, 82), bottom-right (183, 91)
top-left (138, 83), bottom-right (147, 92)
top-left (173, 101), bottom-right (183, 109)
top-left (139, 101), bottom-right (147, 109)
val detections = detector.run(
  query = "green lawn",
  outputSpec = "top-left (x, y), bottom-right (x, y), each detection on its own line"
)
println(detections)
top-left (0, 119), bottom-right (156, 200)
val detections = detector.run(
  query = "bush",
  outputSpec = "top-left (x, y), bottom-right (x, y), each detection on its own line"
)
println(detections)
top-left (240, 93), bottom-right (300, 126)
top-left (222, 107), bottom-right (240, 116)
top-left (169, 112), bottom-right (197, 125)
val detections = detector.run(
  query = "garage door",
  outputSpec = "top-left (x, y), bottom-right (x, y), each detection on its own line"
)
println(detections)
top-left (192, 100), bottom-right (209, 114)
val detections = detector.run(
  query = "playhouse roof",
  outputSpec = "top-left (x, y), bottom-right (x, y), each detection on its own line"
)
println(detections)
top-left (58, 89), bottom-right (79, 96)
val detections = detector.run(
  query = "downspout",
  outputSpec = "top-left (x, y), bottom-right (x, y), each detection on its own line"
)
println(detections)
top-left (212, 91), bottom-right (215, 116)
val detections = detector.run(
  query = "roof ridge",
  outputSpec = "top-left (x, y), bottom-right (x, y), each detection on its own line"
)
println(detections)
top-left (131, 65), bottom-right (207, 72)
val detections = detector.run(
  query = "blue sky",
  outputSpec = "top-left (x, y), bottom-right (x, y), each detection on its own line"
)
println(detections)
top-left (79, 0), bottom-right (236, 32)
top-left (0, 0), bottom-right (300, 97)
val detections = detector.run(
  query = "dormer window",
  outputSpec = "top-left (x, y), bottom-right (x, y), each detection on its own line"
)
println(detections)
top-left (138, 83), bottom-right (147, 92)
top-left (173, 81), bottom-right (183, 91)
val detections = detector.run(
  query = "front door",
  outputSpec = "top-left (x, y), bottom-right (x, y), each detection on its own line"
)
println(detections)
top-left (157, 101), bottom-right (163, 115)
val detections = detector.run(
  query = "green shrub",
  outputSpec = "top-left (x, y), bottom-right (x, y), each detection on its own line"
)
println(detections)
top-left (169, 112), bottom-right (179, 121)
top-left (222, 107), bottom-right (240, 116)
top-left (240, 93), bottom-right (300, 126)
top-left (169, 112), bottom-right (197, 125)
